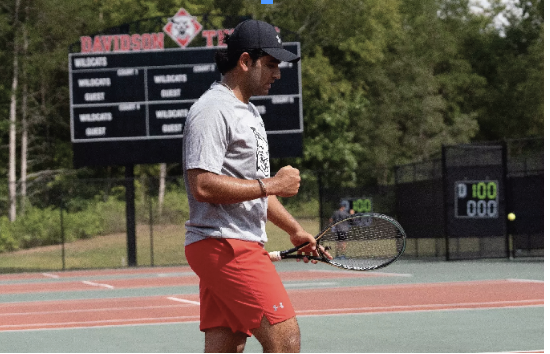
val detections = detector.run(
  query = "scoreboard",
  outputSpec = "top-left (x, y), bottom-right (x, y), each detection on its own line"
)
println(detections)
top-left (340, 197), bottom-right (373, 214)
top-left (69, 44), bottom-right (303, 167)
top-left (455, 180), bottom-right (499, 218)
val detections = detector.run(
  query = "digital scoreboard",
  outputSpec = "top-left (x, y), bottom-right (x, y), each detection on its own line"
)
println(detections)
top-left (340, 197), bottom-right (373, 214)
top-left (455, 180), bottom-right (499, 218)
top-left (69, 44), bottom-right (303, 167)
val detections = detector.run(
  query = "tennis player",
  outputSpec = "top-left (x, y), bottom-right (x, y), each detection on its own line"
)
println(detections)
top-left (329, 202), bottom-right (352, 258)
top-left (183, 19), bottom-right (319, 353)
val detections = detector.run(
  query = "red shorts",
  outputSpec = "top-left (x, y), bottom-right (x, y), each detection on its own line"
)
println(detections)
top-left (185, 238), bottom-right (295, 336)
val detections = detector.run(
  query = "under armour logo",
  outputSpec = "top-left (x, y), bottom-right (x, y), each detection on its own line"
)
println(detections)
top-left (273, 302), bottom-right (284, 311)
top-left (276, 35), bottom-right (281, 44)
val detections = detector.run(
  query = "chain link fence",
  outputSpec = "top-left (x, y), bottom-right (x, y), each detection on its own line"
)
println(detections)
top-left (0, 172), bottom-right (320, 272)
top-left (394, 138), bottom-right (543, 260)
top-left (0, 138), bottom-right (543, 272)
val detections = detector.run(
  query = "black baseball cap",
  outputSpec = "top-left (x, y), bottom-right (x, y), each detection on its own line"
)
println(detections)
top-left (226, 20), bottom-right (300, 63)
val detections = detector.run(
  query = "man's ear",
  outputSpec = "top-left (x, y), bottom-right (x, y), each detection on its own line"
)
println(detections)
top-left (238, 52), bottom-right (252, 71)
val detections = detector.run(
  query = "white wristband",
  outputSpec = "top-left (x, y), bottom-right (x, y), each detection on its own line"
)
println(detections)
top-left (269, 251), bottom-right (282, 262)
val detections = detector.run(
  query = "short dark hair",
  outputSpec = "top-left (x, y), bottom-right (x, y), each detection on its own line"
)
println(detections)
top-left (215, 47), bottom-right (267, 75)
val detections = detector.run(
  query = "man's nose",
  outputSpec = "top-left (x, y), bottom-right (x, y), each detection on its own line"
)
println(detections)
top-left (274, 67), bottom-right (281, 79)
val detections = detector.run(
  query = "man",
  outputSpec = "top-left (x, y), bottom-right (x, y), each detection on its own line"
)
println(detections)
top-left (183, 20), bottom-right (327, 353)
top-left (329, 202), bottom-right (352, 258)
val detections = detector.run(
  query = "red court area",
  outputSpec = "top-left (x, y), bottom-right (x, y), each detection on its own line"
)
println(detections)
top-left (0, 268), bottom-right (543, 332)
top-left (0, 269), bottom-right (399, 294)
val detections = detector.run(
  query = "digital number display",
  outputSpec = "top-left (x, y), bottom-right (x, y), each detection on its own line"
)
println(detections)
top-left (455, 181), bottom-right (499, 218)
top-left (340, 198), bottom-right (373, 214)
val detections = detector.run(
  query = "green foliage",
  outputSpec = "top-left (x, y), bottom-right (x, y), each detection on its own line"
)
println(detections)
top-left (62, 210), bottom-right (102, 241)
top-left (7, 206), bottom-right (62, 248)
top-left (154, 189), bottom-right (190, 224)
top-left (300, 48), bottom-right (365, 183)
top-left (0, 183), bottom-right (193, 253)
top-left (457, 0), bottom-right (544, 140)
top-left (0, 216), bottom-right (18, 252)
top-left (281, 198), bottom-right (319, 219)
top-left (0, 0), bottom-right (543, 226)
top-left (0, 197), bottom-right (123, 252)
top-left (87, 196), bottom-right (127, 235)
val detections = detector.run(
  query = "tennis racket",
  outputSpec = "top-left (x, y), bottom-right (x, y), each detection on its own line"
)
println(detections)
top-left (269, 213), bottom-right (406, 271)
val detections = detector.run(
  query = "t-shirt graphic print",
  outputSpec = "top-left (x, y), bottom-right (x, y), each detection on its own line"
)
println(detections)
top-left (251, 127), bottom-right (270, 178)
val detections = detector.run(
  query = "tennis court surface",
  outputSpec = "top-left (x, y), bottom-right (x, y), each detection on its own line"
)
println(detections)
top-left (0, 259), bottom-right (543, 352)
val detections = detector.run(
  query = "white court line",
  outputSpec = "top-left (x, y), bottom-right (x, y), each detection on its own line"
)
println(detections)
top-left (0, 294), bottom-right (189, 306)
top-left (41, 273), bottom-right (59, 279)
top-left (0, 320), bottom-right (199, 333)
top-left (166, 297), bottom-right (200, 305)
top-left (481, 351), bottom-right (545, 353)
top-left (0, 315), bottom-right (200, 330)
top-left (284, 282), bottom-right (338, 288)
top-left (81, 281), bottom-right (114, 289)
top-left (369, 272), bottom-right (412, 277)
top-left (506, 278), bottom-right (544, 283)
top-left (305, 269), bottom-right (412, 277)
top-left (295, 299), bottom-right (543, 315)
top-left (297, 303), bottom-right (544, 319)
top-left (0, 299), bottom-right (541, 332)
top-left (157, 272), bottom-right (196, 277)
top-left (288, 279), bottom-right (542, 293)
top-left (0, 304), bottom-right (191, 317)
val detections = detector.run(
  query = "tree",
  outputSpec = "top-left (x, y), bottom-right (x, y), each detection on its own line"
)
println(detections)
top-left (0, 0), bottom-right (543, 211)
top-left (19, 0), bottom-right (30, 214)
top-left (299, 48), bottom-right (366, 185)
top-left (246, 0), bottom-right (404, 185)
top-left (460, 0), bottom-right (544, 140)
top-left (8, 0), bottom-right (21, 221)
top-left (348, 0), bottom-right (483, 183)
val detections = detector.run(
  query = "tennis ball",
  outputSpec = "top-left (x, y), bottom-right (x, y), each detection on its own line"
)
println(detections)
top-left (507, 213), bottom-right (516, 221)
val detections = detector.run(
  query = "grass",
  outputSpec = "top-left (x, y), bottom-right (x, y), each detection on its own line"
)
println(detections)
top-left (0, 218), bottom-right (320, 273)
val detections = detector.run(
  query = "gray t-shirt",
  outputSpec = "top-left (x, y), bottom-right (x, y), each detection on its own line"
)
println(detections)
top-left (331, 209), bottom-right (350, 232)
top-left (183, 83), bottom-right (270, 246)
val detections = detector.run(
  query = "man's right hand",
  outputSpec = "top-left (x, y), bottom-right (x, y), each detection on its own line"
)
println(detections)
top-left (270, 166), bottom-right (301, 197)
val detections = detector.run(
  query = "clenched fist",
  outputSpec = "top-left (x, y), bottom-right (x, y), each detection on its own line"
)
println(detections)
top-left (271, 165), bottom-right (301, 197)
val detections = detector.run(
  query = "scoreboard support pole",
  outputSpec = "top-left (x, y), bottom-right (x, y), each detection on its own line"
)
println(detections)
top-left (501, 140), bottom-right (511, 259)
top-left (441, 145), bottom-right (451, 261)
top-left (125, 165), bottom-right (137, 267)
top-left (317, 172), bottom-right (324, 232)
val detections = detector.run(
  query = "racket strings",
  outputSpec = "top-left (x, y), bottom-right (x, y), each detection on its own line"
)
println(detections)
top-left (319, 216), bottom-right (405, 270)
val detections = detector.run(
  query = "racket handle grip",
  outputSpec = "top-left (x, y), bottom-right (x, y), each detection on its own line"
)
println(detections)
top-left (269, 251), bottom-right (282, 262)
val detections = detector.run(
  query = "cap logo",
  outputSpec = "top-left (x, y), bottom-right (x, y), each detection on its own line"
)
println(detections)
top-left (163, 8), bottom-right (203, 48)
top-left (276, 34), bottom-right (282, 44)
